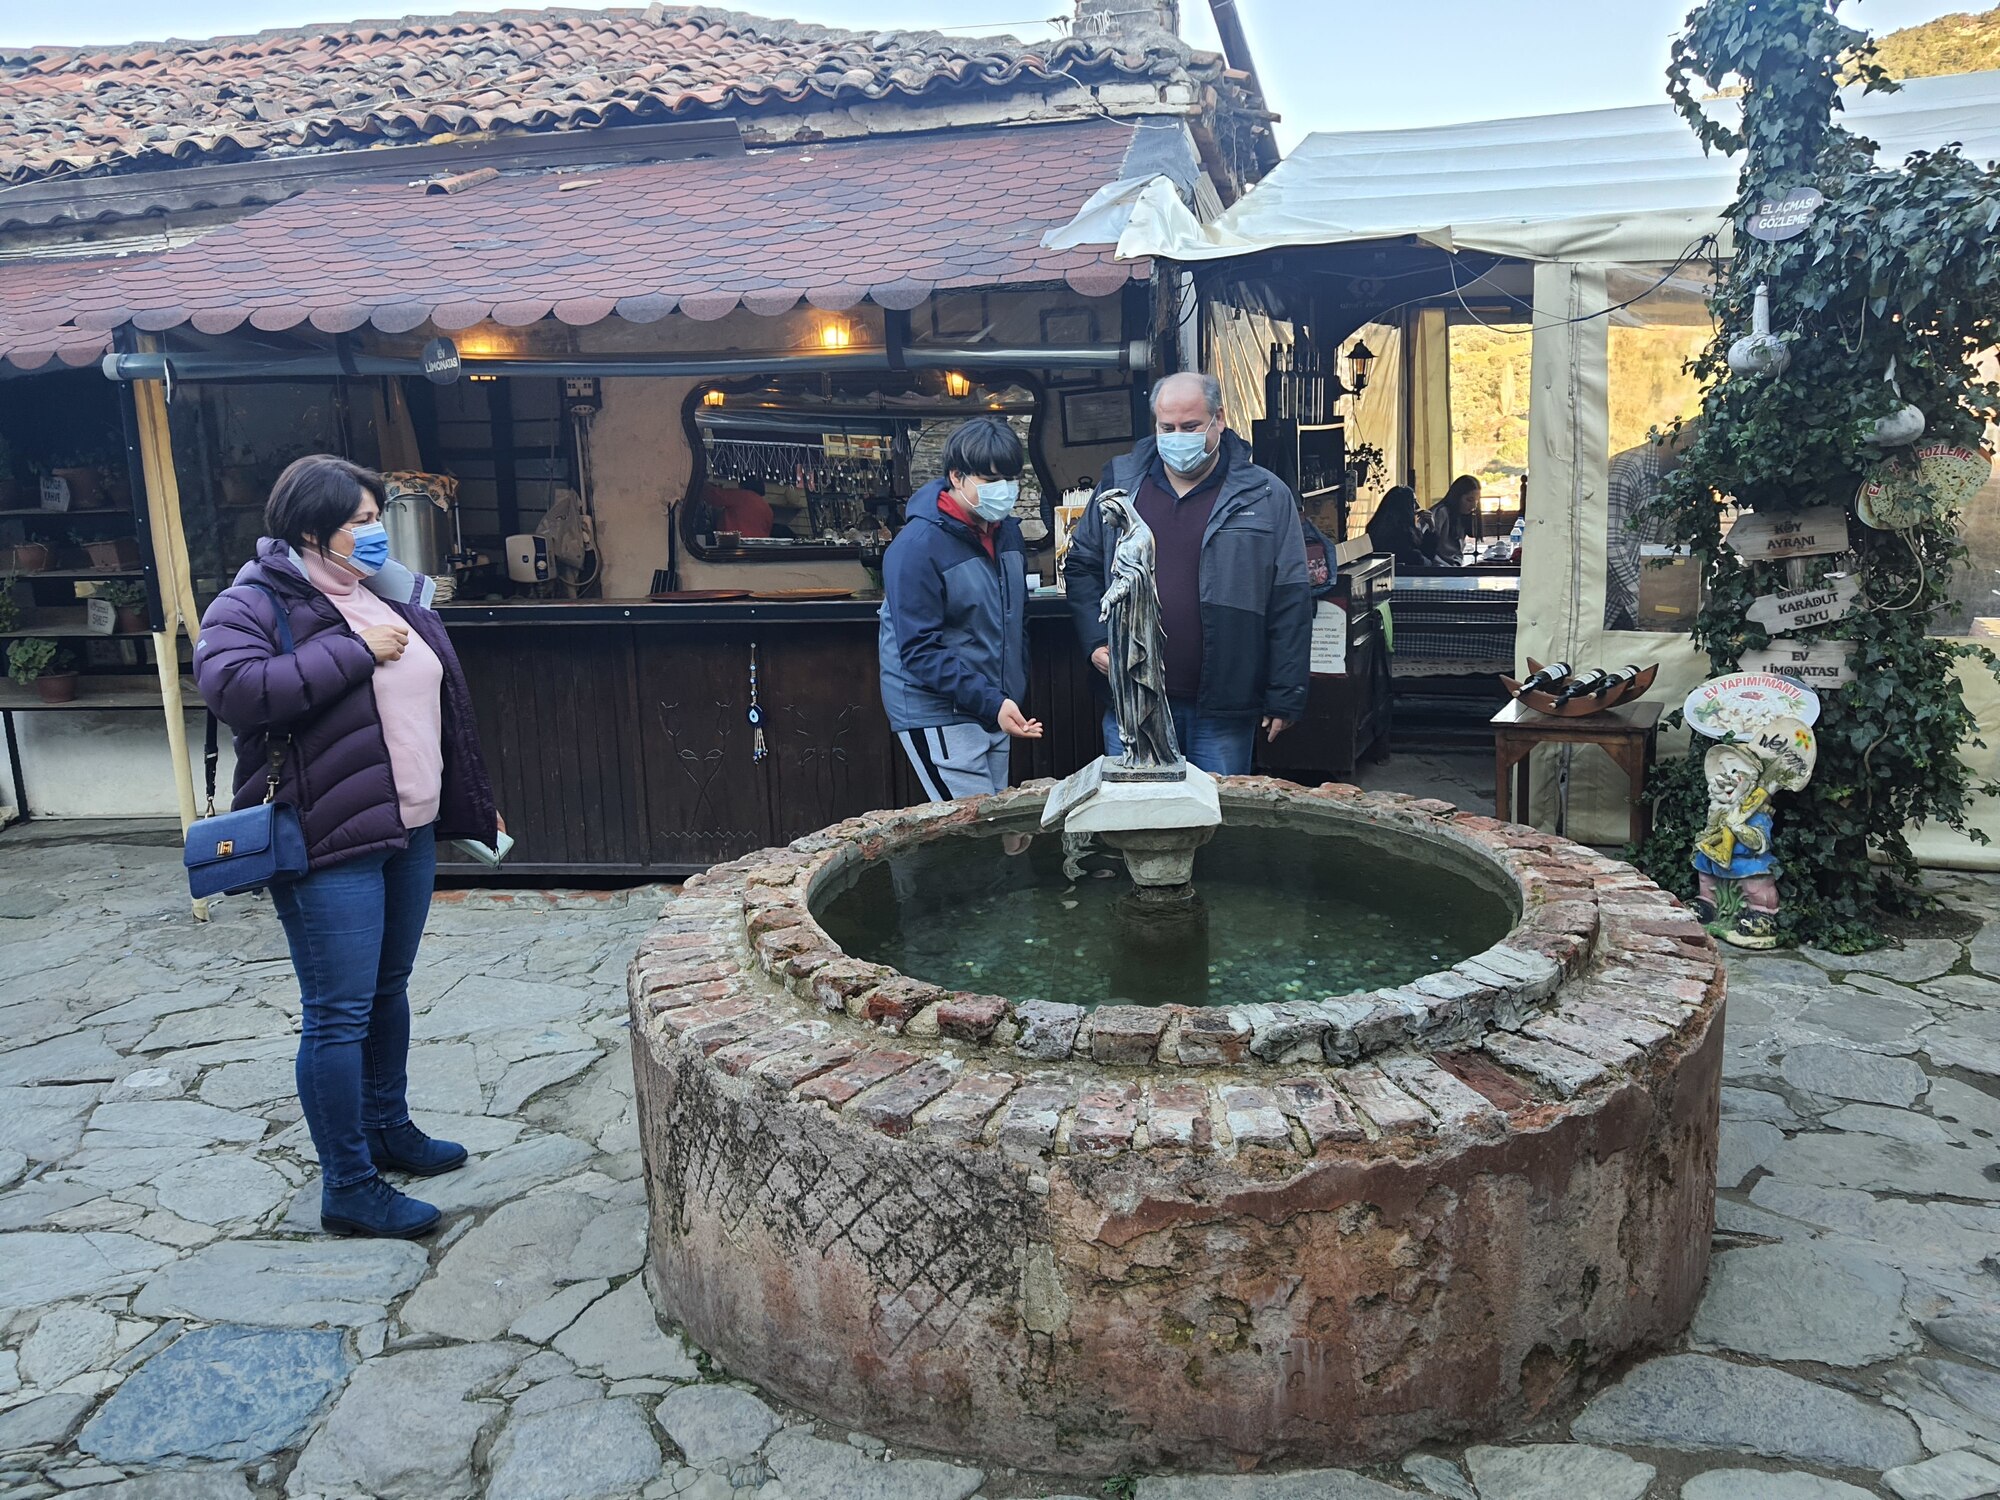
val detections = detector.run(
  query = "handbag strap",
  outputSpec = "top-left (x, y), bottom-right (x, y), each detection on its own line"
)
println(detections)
top-left (204, 581), bottom-right (297, 815)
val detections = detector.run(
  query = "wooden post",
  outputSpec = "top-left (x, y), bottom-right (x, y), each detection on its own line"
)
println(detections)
top-left (125, 343), bottom-right (208, 919)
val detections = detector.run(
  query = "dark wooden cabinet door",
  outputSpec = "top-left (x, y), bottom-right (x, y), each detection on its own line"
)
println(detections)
top-left (1011, 614), bottom-right (1101, 785)
top-left (759, 622), bottom-right (905, 839)
top-left (450, 624), bottom-right (651, 874)
top-left (635, 628), bottom-right (776, 870)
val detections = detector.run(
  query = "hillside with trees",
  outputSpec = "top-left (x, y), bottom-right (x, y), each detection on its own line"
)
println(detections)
top-left (1874, 5), bottom-right (2000, 79)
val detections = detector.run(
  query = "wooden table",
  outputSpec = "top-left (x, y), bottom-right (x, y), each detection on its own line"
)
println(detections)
top-left (1492, 697), bottom-right (1661, 845)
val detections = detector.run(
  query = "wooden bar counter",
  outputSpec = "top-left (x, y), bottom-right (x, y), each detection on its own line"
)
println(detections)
top-left (438, 597), bottom-right (1100, 878)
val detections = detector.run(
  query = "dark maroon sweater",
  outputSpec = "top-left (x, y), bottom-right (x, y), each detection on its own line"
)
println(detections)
top-left (1133, 450), bottom-right (1227, 700)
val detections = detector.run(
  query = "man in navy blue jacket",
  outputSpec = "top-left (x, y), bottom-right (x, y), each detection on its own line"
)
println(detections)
top-left (879, 417), bottom-right (1043, 801)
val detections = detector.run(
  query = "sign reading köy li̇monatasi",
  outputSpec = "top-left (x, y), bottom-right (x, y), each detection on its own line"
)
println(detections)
top-left (1740, 641), bottom-right (1856, 689)
top-left (1745, 186), bottom-right (1825, 242)
top-left (1723, 505), bottom-right (1850, 560)
top-left (1744, 574), bottom-right (1861, 637)
top-left (1685, 671), bottom-right (1823, 739)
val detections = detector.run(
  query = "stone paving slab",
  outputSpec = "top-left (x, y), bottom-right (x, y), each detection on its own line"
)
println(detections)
top-left (2, 833), bottom-right (2000, 1497)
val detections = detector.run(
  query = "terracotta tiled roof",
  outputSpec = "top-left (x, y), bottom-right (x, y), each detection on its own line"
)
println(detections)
top-left (0, 255), bottom-right (153, 372)
top-left (0, 6), bottom-right (1205, 185)
top-left (15, 121), bottom-right (1149, 359)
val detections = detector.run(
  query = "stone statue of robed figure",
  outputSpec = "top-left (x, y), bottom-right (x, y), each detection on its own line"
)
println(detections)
top-left (1094, 490), bottom-right (1182, 775)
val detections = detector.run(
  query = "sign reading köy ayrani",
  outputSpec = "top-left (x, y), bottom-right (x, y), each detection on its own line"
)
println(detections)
top-left (1724, 505), bottom-right (1850, 560)
top-left (1744, 574), bottom-right (1861, 637)
top-left (1685, 671), bottom-right (1823, 740)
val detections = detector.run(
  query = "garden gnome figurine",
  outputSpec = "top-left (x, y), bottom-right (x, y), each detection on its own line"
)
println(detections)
top-left (1692, 737), bottom-right (1804, 950)
top-left (1692, 743), bottom-right (1779, 948)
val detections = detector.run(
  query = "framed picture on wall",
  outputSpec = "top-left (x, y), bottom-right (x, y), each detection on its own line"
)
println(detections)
top-left (1061, 387), bottom-right (1134, 446)
top-left (930, 292), bottom-right (990, 339)
top-left (1040, 307), bottom-right (1098, 345)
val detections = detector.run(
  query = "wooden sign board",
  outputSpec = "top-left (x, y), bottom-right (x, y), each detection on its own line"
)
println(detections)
top-left (1740, 641), bottom-right (1855, 689)
top-left (1744, 575), bottom-right (1860, 636)
top-left (1724, 505), bottom-right (1850, 561)
top-left (1746, 186), bottom-right (1824, 242)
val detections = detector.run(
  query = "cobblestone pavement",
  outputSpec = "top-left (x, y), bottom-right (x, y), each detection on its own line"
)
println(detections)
top-left (2, 828), bottom-right (1999, 1500)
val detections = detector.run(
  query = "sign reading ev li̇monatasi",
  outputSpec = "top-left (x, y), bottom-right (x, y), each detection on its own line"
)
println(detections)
top-left (1723, 505), bottom-right (1851, 561)
top-left (1739, 641), bottom-right (1856, 689)
top-left (1744, 575), bottom-right (1861, 637)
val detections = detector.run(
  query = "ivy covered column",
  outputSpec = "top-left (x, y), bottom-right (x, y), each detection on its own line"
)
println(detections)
top-left (1635, 0), bottom-right (2000, 949)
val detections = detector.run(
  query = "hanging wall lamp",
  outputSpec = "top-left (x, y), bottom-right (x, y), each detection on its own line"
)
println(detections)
top-left (1346, 338), bottom-right (1376, 393)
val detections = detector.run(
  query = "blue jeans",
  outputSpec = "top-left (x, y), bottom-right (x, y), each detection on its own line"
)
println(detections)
top-left (1102, 699), bottom-right (1257, 777)
top-left (271, 825), bottom-right (437, 1189)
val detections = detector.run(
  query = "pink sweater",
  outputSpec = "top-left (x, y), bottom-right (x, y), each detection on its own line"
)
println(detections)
top-left (301, 549), bottom-right (444, 830)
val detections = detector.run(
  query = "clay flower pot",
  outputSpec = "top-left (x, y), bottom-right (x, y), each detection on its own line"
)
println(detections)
top-left (3, 542), bottom-right (52, 573)
top-left (52, 467), bottom-right (105, 509)
top-left (114, 606), bottom-right (148, 635)
top-left (84, 537), bottom-right (143, 569)
top-left (33, 671), bottom-right (78, 704)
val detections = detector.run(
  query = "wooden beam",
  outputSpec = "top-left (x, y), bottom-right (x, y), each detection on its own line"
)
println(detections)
top-left (128, 338), bottom-right (208, 918)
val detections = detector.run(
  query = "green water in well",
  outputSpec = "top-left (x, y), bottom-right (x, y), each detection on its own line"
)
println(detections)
top-left (812, 823), bottom-right (1515, 1010)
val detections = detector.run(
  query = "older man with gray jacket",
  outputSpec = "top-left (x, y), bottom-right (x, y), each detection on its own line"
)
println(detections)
top-left (1063, 371), bottom-right (1312, 776)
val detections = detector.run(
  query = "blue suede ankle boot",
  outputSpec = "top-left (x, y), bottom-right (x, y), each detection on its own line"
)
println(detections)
top-left (366, 1121), bottom-right (468, 1177)
top-left (321, 1175), bottom-right (440, 1239)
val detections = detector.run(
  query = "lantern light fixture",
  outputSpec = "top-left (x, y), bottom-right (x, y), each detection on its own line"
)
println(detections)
top-left (1346, 338), bottom-right (1376, 394)
top-left (818, 318), bottom-right (852, 351)
top-left (943, 370), bottom-right (972, 398)
top-left (702, 388), bottom-right (726, 407)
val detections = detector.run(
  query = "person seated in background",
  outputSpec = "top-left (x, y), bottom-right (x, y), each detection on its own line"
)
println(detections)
top-left (1424, 474), bottom-right (1482, 566)
top-left (1365, 486), bottom-right (1442, 570)
top-left (701, 476), bottom-right (774, 539)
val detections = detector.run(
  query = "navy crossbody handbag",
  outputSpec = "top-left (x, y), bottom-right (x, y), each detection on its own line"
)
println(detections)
top-left (184, 583), bottom-right (310, 899)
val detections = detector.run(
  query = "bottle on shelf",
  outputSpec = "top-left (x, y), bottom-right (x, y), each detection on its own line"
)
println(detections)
top-left (1265, 343), bottom-right (1282, 423)
top-left (1553, 668), bottom-right (1612, 706)
top-left (1518, 661), bottom-right (1572, 695)
top-left (1592, 665), bottom-right (1642, 700)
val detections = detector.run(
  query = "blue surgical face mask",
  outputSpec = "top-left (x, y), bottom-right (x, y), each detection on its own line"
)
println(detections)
top-left (967, 479), bottom-right (1019, 523)
top-left (339, 520), bottom-right (391, 577)
top-left (1156, 426), bottom-right (1214, 475)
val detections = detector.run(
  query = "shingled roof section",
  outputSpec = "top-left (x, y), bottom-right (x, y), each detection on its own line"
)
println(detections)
top-left (0, 5), bottom-right (1208, 185)
top-left (6, 121), bottom-right (1150, 364)
top-left (0, 255), bottom-right (154, 373)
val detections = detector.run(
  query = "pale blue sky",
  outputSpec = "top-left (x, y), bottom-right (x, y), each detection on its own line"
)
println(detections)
top-left (0, 1), bottom-right (1982, 146)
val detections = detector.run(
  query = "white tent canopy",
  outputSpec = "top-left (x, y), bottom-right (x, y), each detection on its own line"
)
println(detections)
top-left (1103, 68), bottom-right (2000, 861)
top-left (1116, 70), bottom-right (2000, 264)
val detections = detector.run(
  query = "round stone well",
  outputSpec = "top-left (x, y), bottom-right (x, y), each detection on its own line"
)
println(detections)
top-left (626, 779), bottom-right (1722, 1476)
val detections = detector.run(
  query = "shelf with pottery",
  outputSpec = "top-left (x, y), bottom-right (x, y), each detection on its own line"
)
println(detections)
top-left (1, 608), bottom-right (154, 639)
top-left (0, 676), bottom-right (190, 711)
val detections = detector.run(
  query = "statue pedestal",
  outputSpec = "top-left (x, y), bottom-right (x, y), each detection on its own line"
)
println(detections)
top-left (1050, 759), bottom-right (1220, 887)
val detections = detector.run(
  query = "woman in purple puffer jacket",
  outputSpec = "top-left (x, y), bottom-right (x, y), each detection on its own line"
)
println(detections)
top-left (196, 455), bottom-right (498, 1239)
